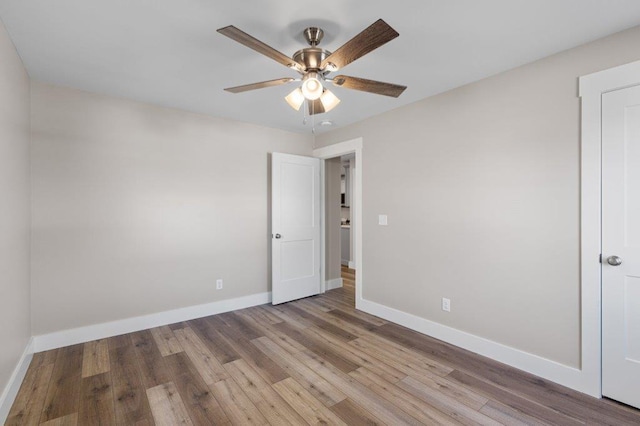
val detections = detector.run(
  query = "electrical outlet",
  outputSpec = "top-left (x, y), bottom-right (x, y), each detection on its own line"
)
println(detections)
top-left (442, 297), bottom-right (451, 312)
top-left (216, 279), bottom-right (223, 290)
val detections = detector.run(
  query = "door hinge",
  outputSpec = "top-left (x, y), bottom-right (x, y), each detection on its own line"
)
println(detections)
top-left (599, 254), bottom-right (602, 263)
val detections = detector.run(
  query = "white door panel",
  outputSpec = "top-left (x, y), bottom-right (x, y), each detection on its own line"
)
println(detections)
top-left (281, 163), bottom-right (315, 228)
top-left (281, 240), bottom-right (315, 281)
top-left (272, 153), bottom-right (320, 305)
top-left (602, 84), bottom-right (640, 409)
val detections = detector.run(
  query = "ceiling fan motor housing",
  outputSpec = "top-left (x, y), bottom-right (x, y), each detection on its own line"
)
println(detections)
top-left (293, 47), bottom-right (331, 71)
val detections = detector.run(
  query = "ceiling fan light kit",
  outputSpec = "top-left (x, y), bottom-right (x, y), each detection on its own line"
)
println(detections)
top-left (217, 19), bottom-right (406, 121)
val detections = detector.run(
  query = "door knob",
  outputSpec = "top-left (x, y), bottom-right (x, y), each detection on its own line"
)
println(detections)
top-left (274, 234), bottom-right (282, 239)
top-left (607, 255), bottom-right (622, 266)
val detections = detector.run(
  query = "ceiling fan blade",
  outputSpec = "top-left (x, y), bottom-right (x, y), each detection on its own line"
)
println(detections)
top-left (307, 98), bottom-right (326, 115)
top-left (224, 78), bottom-right (296, 93)
top-left (320, 19), bottom-right (399, 71)
top-left (331, 75), bottom-right (406, 98)
top-left (218, 26), bottom-right (304, 73)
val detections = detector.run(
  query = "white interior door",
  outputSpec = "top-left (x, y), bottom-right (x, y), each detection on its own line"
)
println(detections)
top-left (602, 84), bottom-right (640, 409)
top-left (271, 153), bottom-right (321, 305)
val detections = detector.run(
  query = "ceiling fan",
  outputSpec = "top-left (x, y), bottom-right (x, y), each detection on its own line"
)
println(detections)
top-left (217, 19), bottom-right (407, 116)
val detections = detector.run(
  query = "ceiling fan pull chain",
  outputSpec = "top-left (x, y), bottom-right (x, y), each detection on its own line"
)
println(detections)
top-left (302, 99), bottom-right (308, 125)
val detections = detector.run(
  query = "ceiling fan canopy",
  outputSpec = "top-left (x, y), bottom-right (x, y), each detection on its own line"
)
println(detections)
top-left (217, 19), bottom-right (407, 116)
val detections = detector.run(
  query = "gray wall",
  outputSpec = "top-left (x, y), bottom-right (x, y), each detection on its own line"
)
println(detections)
top-left (315, 25), bottom-right (640, 368)
top-left (325, 157), bottom-right (342, 281)
top-left (30, 82), bottom-right (313, 335)
top-left (0, 21), bottom-right (31, 399)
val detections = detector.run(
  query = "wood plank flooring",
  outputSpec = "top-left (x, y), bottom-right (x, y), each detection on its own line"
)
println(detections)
top-left (7, 266), bottom-right (640, 425)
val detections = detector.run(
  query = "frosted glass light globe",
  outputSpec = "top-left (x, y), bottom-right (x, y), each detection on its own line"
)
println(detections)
top-left (301, 74), bottom-right (323, 100)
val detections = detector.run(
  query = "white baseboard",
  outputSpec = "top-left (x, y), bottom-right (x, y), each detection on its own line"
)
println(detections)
top-left (0, 338), bottom-right (34, 424)
top-left (326, 278), bottom-right (343, 290)
top-left (33, 292), bottom-right (271, 353)
top-left (348, 261), bottom-right (355, 269)
top-left (358, 298), bottom-right (595, 397)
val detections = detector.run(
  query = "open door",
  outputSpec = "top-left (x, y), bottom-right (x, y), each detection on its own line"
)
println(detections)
top-left (271, 153), bottom-right (321, 304)
top-left (601, 84), bottom-right (640, 409)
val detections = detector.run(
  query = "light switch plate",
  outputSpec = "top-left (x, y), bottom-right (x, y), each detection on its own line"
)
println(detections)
top-left (378, 214), bottom-right (388, 226)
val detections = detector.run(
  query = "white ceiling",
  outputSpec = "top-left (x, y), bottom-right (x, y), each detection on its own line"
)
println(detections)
top-left (2, 1), bottom-right (640, 134)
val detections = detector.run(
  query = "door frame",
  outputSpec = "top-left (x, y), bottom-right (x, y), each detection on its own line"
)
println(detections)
top-left (313, 138), bottom-right (364, 307)
top-left (579, 59), bottom-right (640, 398)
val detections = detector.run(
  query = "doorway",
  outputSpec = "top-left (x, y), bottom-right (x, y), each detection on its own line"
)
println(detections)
top-left (313, 138), bottom-right (363, 308)
top-left (339, 155), bottom-right (356, 300)
top-left (322, 154), bottom-right (356, 304)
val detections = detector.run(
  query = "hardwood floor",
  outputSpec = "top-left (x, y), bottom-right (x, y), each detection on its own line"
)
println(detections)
top-left (7, 266), bottom-right (640, 425)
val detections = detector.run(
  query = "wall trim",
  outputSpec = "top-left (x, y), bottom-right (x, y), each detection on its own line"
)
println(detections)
top-left (578, 59), bottom-right (640, 399)
top-left (326, 278), bottom-right (343, 290)
top-left (0, 338), bottom-right (34, 424)
top-left (358, 298), bottom-right (595, 395)
top-left (33, 292), bottom-right (271, 353)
